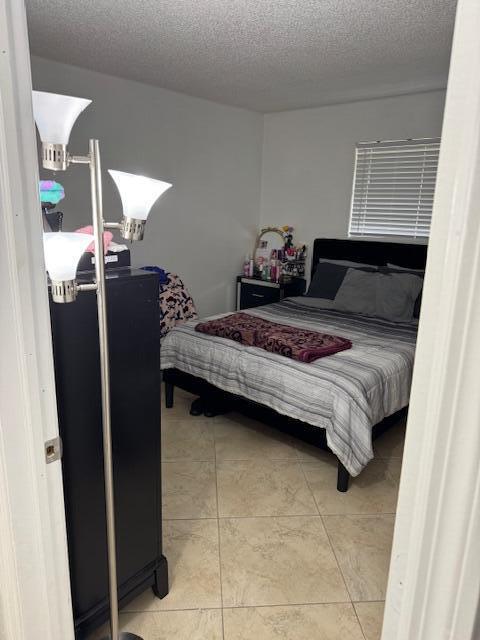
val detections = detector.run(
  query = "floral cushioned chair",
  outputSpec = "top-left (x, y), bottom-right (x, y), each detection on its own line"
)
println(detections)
top-left (142, 266), bottom-right (197, 338)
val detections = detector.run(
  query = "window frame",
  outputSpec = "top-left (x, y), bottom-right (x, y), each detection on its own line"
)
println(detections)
top-left (348, 137), bottom-right (440, 241)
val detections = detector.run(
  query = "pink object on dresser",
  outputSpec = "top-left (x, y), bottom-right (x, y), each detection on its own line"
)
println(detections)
top-left (75, 225), bottom-right (113, 253)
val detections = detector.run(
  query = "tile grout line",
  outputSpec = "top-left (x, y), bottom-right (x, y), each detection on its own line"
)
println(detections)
top-left (351, 602), bottom-right (369, 640)
top-left (123, 599), bottom-right (373, 615)
top-left (297, 457), bottom-right (326, 515)
top-left (164, 397), bottom-right (226, 636)
top-left (299, 458), bottom-right (362, 608)
top-left (299, 460), bottom-right (356, 616)
top-left (295, 458), bottom-right (321, 518)
top-left (320, 511), bottom-right (360, 606)
top-left (162, 511), bottom-right (397, 522)
top-left (297, 456), bottom-right (360, 615)
top-left (161, 457), bottom-right (302, 464)
top-left (213, 420), bottom-right (226, 640)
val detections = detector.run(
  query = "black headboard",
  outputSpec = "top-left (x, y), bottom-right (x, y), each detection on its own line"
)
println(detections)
top-left (311, 238), bottom-right (428, 278)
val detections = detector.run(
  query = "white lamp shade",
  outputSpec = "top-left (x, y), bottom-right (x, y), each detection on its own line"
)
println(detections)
top-left (108, 170), bottom-right (172, 221)
top-left (43, 232), bottom-right (94, 281)
top-left (32, 91), bottom-right (92, 145)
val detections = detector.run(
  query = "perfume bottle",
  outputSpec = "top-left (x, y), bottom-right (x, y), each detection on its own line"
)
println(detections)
top-left (243, 255), bottom-right (250, 277)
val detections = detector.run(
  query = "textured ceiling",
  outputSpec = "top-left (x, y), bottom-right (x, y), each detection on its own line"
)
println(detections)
top-left (26, 0), bottom-right (456, 112)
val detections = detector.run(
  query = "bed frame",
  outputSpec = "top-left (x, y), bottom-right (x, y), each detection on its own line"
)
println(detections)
top-left (163, 238), bottom-right (428, 491)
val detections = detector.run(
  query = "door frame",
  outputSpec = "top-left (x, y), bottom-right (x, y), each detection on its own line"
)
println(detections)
top-left (383, 0), bottom-right (480, 637)
top-left (1, 0), bottom-right (480, 639)
top-left (0, 1), bottom-right (74, 639)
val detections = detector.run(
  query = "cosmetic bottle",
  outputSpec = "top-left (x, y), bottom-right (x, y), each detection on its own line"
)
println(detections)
top-left (271, 250), bottom-right (278, 282)
top-left (248, 257), bottom-right (254, 277)
top-left (276, 260), bottom-right (282, 282)
top-left (243, 255), bottom-right (250, 277)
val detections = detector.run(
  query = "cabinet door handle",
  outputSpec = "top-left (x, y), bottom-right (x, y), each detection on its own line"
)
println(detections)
top-left (251, 293), bottom-right (265, 298)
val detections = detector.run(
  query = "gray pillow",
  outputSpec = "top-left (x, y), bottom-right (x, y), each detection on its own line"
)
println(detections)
top-left (386, 263), bottom-right (425, 318)
top-left (333, 269), bottom-right (423, 322)
top-left (307, 261), bottom-right (377, 299)
top-left (331, 269), bottom-right (378, 316)
top-left (375, 272), bottom-right (423, 321)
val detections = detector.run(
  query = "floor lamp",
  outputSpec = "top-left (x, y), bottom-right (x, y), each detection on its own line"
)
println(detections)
top-left (34, 90), bottom-right (172, 640)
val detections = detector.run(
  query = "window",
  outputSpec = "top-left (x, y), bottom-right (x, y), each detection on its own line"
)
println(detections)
top-left (348, 138), bottom-right (440, 239)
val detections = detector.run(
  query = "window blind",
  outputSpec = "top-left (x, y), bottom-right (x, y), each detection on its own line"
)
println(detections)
top-left (348, 138), bottom-right (440, 239)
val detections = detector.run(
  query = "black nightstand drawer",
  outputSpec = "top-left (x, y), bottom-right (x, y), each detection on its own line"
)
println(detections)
top-left (236, 277), bottom-right (306, 310)
top-left (240, 282), bottom-right (280, 309)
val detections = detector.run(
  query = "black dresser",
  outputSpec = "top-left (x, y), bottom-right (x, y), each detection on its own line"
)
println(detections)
top-left (49, 268), bottom-right (168, 639)
top-left (236, 275), bottom-right (306, 310)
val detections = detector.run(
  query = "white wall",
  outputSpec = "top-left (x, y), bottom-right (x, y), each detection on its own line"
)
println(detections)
top-left (260, 91), bottom-right (446, 263)
top-left (30, 56), bottom-right (263, 316)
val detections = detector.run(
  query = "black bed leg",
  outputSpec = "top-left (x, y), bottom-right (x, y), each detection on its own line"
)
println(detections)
top-left (152, 555), bottom-right (169, 599)
top-left (337, 460), bottom-right (350, 492)
top-left (165, 381), bottom-right (174, 408)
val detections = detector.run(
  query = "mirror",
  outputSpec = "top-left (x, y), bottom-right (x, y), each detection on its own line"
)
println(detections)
top-left (254, 227), bottom-right (284, 262)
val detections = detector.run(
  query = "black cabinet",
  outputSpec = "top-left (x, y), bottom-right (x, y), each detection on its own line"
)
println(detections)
top-left (236, 276), bottom-right (306, 310)
top-left (49, 268), bottom-right (168, 639)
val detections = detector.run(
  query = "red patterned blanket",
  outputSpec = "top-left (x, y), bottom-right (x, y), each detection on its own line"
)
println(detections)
top-left (195, 313), bottom-right (352, 363)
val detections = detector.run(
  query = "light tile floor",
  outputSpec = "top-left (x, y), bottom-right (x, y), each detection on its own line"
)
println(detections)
top-left (90, 386), bottom-right (405, 640)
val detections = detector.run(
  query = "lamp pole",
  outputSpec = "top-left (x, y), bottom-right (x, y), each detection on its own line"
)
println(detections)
top-left (88, 139), bottom-right (142, 640)
top-left (89, 139), bottom-right (117, 640)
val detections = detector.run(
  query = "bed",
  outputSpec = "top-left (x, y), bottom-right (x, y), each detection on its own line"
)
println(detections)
top-left (161, 238), bottom-right (427, 491)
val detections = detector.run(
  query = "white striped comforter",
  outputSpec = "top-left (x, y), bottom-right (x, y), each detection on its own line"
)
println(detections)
top-left (160, 298), bottom-right (417, 475)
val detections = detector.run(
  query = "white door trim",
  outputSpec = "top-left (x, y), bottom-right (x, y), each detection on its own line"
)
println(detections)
top-left (0, 1), bottom-right (74, 638)
top-left (2, 0), bottom-right (480, 638)
top-left (383, 0), bottom-right (480, 638)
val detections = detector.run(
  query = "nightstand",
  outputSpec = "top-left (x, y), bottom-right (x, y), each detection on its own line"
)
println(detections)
top-left (236, 276), bottom-right (306, 310)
